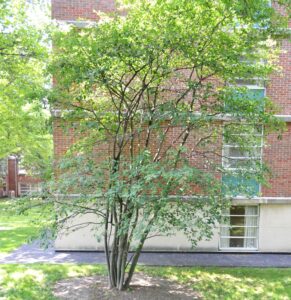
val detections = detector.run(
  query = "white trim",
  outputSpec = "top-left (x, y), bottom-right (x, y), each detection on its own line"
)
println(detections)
top-left (221, 214), bottom-right (259, 217)
top-left (232, 197), bottom-right (291, 205)
top-left (274, 115), bottom-right (291, 122)
top-left (50, 108), bottom-right (291, 122)
top-left (235, 85), bottom-right (265, 90)
top-left (55, 20), bottom-right (96, 28)
top-left (220, 236), bottom-right (257, 239)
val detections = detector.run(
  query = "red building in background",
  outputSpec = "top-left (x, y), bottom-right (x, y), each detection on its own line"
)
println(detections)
top-left (0, 156), bottom-right (41, 198)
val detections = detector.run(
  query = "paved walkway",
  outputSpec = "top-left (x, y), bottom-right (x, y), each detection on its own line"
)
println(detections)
top-left (1, 242), bottom-right (291, 267)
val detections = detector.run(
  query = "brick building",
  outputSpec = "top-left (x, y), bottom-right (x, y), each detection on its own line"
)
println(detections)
top-left (52, 0), bottom-right (291, 252)
top-left (0, 156), bottom-right (18, 197)
top-left (0, 156), bottom-right (41, 198)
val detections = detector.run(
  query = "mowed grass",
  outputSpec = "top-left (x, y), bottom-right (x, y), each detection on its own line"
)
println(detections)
top-left (0, 264), bottom-right (106, 300)
top-left (142, 266), bottom-right (291, 300)
top-left (1, 265), bottom-right (291, 300)
top-left (0, 200), bottom-right (40, 253)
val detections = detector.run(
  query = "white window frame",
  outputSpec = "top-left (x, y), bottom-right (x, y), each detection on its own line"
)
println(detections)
top-left (19, 182), bottom-right (41, 196)
top-left (0, 159), bottom-right (7, 176)
top-left (219, 205), bottom-right (259, 251)
top-left (222, 123), bottom-right (264, 193)
top-left (222, 84), bottom-right (265, 195)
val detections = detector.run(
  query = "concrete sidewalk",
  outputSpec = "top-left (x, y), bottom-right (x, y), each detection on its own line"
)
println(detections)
top-left (1, 242), bottom-right (291, 267)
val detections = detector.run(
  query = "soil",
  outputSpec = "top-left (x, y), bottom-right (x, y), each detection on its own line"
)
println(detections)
top-left (53, 273), bottom-right (201, 300)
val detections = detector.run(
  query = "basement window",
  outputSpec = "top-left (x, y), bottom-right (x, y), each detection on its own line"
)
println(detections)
top-left (219, 205), bottom-right (259, 250)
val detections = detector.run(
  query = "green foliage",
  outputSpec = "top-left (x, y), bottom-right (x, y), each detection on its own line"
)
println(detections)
top-left (0, 0), bottom-right (52, 177)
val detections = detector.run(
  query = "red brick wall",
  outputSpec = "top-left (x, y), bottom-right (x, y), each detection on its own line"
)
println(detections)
top-left (18, 175), bottom-right (41, 185)
top-left (7, 157), bottom-right (18, 196)
top-left (51, 0), bottom-right (291, 198)
top-left (53, 118), bottom-right (77, 162)
top-left (262, 15), bottom-right (291, 197)
top-left (262, 124), bottom-right (291, 197)
top-left (52, 0), bottom-right (116, 21)
top-left (266, 39), bottom-right (291, 115)
top-left (51, 0), bottom-right (116, 164)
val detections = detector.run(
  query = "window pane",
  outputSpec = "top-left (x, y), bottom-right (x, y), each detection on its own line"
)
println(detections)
top-left (224, 146), bottom-right (261, 158)
top-left (224, 158), bottom-right (261, 169)
top-left (231, 206), bottom-right (245, 215)
top-left (235, 79), bottom-right (264, 86)
top-left (220, 206), bottom-right (259, 250)
top-left (229, 238), bottom-right (244, 248)
top-left (224, 88), bottom-right (265, 113)
top-left (222, 175), bottom-right (260, 196)
top-left (244, 238), bottom-right (257, 249)
top-left (221, 216), bottom-right (258, 226)
top-left (230, 226), bottom-right (244, 237)
top-left (248, 89), bottom-right (265, 101)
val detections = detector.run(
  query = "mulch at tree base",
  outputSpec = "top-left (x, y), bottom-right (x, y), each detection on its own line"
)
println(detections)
top-left (53, 273), bottom-right (201, 300)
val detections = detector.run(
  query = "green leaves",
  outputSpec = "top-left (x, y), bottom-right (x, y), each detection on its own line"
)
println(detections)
top-left (0, 0), bottom-right (52, 178)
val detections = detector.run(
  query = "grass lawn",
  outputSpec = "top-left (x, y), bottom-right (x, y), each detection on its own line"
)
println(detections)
top-left (143, 266), bottom-right (291, 300)
top-left (0, 200), bottom-right (40, 253)
top-left (0, 264), bottom-right (106, 300)
top-left (1, 264), bottom-right (291, 300)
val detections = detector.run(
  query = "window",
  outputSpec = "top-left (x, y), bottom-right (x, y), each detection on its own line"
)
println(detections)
top-left (240, 86), bottom-right (266, 110)
top-left (223, 125), bottom-right (263, 170)
top-left (226, 85), bottom-right (266, 112)
top-left (223, 145), bottom-right (262, 169)
top-left (0, 159), bottom-right (7, 176)
top-left (220, 206), bottom-right (259, 250)
top-left (222, 124), bottom-right (263, 196)
top-left (19, 183), bottom-right (41, 196)
top-left (222, 72), bottom-right (265, 196)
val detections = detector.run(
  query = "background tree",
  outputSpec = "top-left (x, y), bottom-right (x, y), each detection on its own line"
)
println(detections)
top-left (0, 0), bottom-right (52, 178)
top-left (46, 0), bottom-right (289, 290)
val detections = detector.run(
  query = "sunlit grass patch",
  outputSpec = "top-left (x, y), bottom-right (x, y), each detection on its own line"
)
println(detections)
top-left (0, 264), bottom-right (106, 300)
top-left (0, 200), bottom-right (42, 253)
top-left (141, 267), bottom-right (291, 300)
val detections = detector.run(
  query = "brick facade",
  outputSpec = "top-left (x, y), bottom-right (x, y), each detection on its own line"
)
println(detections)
top-left (262, 38), bottom-right (291, 197)
top-left (52, 0), bottom-right (291, 198)
top-left (52, 0), bottom-right (115, 20)
top-left (266, 39), bottom-right (291, 115)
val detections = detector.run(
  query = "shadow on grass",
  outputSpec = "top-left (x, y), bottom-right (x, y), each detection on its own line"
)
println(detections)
top-left (1, 264), bottom-right (291, 300)
top-left (141, 266), bottom-right (291, 300)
